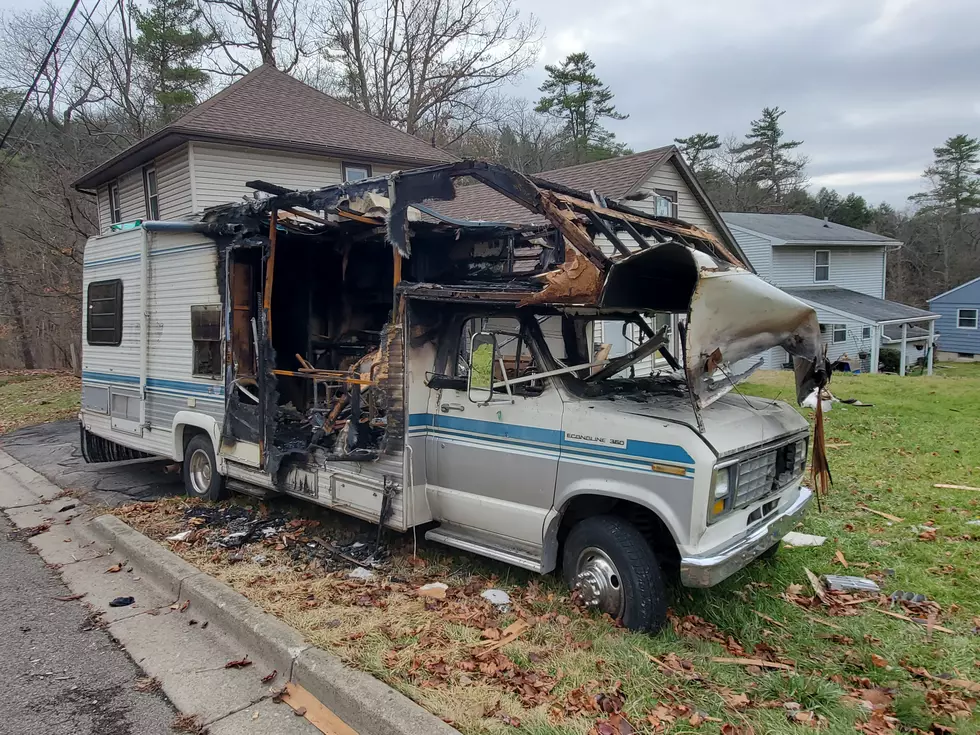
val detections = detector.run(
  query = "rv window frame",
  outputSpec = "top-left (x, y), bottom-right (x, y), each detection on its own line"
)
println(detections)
top-left (190, 304), bottom-right (223, 378)
top-left (87, 279), bottom-right (124, 346)
top-left (143, 165), bottom-right (159, 220)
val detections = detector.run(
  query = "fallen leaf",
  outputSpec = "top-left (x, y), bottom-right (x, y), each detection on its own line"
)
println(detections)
top-left (225, 656), bottom-right (252, 669)
top-left (870, 654), bottom-right (888, 668)
top-left (105, 563), bottom-right (123, 573)
top-left (803, 567), bottom-right (828, 604)
top-left (179, 600), bottom-right (190, 613)
top-left (834, 550), bottom-right (849, 568)
top-left (261, 670), bottom-right (278, 683)
top-left (918, 529), bottom-right (938, 542)
top-left (54, 594), bottom-right (85, 602)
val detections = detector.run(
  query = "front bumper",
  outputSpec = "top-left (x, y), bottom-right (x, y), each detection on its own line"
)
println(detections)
top-left (679, 486), bottom-right (813, 587)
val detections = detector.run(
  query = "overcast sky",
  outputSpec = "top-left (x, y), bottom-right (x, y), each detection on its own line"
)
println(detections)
top-left (507, 0), bottom-right (980, 207)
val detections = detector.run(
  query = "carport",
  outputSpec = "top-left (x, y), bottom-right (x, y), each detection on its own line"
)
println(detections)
top-left (784, 287), bottom-right (940, 375)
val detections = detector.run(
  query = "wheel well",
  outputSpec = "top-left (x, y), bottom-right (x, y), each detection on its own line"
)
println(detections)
top-left (179, 425), bottom-right (208, 457)
top-left (557, 495), bottom-right (681, 574)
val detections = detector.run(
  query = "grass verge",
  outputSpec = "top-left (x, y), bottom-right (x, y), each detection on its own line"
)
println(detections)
top-left (112, 365), bottom-right (980, 734)
top-left (0, 370), bottom-right (80, 435)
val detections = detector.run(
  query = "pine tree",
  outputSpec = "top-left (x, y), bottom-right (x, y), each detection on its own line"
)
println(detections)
top-left (535, 52), bottom-right (628, 164)
top-left (674, 133), bottom-right (720, 172)
top-left (735, 107), bottom-right (806, 204)
top-left (133, 0), bottom-right (211, 121)
top-left (908, 134), bottom-right (980, 215)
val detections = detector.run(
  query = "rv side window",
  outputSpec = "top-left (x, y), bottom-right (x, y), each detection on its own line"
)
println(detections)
top-left (87, 280), bottom-right (124, 346)
top-left (191, 305), bottom-right (222, 377)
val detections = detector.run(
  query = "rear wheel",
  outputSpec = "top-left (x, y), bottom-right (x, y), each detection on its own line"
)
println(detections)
top-left (183, 434), bottom-right (226, 501)
top-left (562, 515), bottom-right (667, 632)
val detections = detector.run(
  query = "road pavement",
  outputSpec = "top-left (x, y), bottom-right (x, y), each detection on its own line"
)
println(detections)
top-left (0, 513), bottom-right (177, 735)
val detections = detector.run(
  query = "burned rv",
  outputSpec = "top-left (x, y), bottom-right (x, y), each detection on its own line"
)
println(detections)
top-left (79, 162), bottom-right (826, 631)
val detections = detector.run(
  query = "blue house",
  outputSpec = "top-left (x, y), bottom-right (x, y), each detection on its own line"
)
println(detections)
top-left (928, 276), bottom-right (980, 361)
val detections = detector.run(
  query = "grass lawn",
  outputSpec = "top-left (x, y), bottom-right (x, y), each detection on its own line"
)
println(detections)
top-left (111, 365), bottom-right (980, 734)
top-left (0, 371), bottom-right (80, 435)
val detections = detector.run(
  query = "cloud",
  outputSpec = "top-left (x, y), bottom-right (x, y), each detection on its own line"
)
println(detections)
top-left (514, 0), bottom-right (980, 206)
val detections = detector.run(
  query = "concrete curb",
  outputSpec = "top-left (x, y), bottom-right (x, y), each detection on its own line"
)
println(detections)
top-left (87, 514), bottom-right (458, 735)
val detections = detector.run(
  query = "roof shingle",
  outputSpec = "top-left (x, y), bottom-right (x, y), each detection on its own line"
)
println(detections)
top-left (75, 65), bottom-right (456, 190)
top-left (722, 212), bottom-right (896, 245)
top-left (785, 286), bottom-right (937, 323)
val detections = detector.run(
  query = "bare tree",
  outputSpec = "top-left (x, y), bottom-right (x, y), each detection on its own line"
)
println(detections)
top-left (198, 0), bottom-right (310, 74)
top-left (319, 0), bottom-right (541, 135)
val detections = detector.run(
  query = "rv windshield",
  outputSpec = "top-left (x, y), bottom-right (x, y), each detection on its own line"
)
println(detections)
top-left (534, 313), bottom-right (690, 397)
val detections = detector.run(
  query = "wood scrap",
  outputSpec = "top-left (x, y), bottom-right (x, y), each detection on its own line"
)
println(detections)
top-left (711, 657), bottom-right (794, 671)
top-left (826, 442), bottom-right (852, 449)
top-left (279, 682), bottom-right (358, 735)
top-left (804, 613), bottom-right (843, 630)
top-left (476, 619), bottom-right (530, 654)
top-left (857, 504), bottom-right (904, 523)
top-left (934, 483), bottom-right (980, 492)
top-left (54, 593), bottom-right (85, 601)
top-left (874, 608), bottom-right (954, 634)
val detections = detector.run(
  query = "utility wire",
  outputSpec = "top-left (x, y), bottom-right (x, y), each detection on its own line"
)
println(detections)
top-left (0, 0), bottom-right (85, 152)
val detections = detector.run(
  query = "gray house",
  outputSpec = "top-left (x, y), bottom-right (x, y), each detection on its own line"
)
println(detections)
top-left (928, 276), bottom-right (980, 361)
top-left (723, 213), bottom-right (939, 374)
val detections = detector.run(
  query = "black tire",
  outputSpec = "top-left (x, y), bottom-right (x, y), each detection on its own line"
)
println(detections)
top-left (562, 515), bottom-right (667, 633)
top-left (182, 434), bottom-right (226, 501)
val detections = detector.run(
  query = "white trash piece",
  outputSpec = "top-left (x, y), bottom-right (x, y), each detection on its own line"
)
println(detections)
top-left (782, 531), bottom-right (827, 547)
top-left (802, 388), bottom-right (833, 412)
top-left (348, 567), bottom-right (376, 581)
top-left (166, 531), bottom-right (192, 542)
top-left (481, 589), bottom-right (511, 609)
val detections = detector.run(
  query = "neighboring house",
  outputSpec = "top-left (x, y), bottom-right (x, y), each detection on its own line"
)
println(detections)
top-left (928, 276), bottom-right (980, 361)
top-left (723, 213), bottom-right (939, 374)
top-left (73, 64), bottom-right (457, 233)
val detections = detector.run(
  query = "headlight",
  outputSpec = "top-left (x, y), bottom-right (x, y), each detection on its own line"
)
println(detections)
top-left (709, 466), bottom-right (733, 522)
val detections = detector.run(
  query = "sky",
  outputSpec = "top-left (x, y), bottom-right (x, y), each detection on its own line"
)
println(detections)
top-left (503, 0), bottom-right (980, 207)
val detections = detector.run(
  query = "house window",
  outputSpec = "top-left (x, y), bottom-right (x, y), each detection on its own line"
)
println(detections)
top-left (832, 324), bottom-right (847, 343)
top-left (957, 308), bottom-right (978, 329)
top-left (107, 180), bottom-right (122, 224)
top-left (654, 189), bottom-right (678, 218)
top-left (342, 162), bottom-right (372, 182)
top-left (87, 279), bottom-right (124, 346)
top-left (191, 305), bottom-right (222, 377)
top-left (143, 166), bottom-right (159, 220)
top-left (814, 250), bottom-right (830, 282)
top-left (862, 326), bottom-right (872, 339)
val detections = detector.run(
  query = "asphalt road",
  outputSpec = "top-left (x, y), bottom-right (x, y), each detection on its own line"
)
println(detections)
top-left (0, 513), bottom-right (177, 735)
top-left (0, 420), bottom-right (183, 507)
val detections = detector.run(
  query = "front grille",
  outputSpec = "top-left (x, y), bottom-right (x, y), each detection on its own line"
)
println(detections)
top-left (734, 450), bottom-right (777, 507)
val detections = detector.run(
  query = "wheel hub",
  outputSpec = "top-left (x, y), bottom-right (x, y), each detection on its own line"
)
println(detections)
top-left (188, 448), bottom-right (212, 495)
top-left (572, 547), bottom-right (623, 617)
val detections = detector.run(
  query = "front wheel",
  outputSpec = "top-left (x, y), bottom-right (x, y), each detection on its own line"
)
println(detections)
top-left (183, 434), bottom-right (226, 501)
top-left (562, 515), bottom-right (667, 632)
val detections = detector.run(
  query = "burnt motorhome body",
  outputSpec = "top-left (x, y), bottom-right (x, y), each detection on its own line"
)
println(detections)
top-left (79, 162), bottom-right (827, 631)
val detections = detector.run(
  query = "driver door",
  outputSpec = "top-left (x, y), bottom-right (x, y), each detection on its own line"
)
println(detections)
top-left (426, 315), bottom-right (563, 555)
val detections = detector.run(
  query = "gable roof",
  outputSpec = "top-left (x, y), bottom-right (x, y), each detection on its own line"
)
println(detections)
top-left (74, 65), bottom-right (457, 190)
top-left (428, 146), bottom-right (748, 265)
top-left (722, 213), bottom-right (898, 247)
top-left (928, 274), bottom-right (980, 303)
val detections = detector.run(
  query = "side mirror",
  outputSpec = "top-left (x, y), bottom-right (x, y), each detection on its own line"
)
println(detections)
top-left (467, 332), bottom-right (496, 403)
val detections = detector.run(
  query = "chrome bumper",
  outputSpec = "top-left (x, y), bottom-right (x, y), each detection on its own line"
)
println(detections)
top-left (679, 486), bottom-right (813, 588)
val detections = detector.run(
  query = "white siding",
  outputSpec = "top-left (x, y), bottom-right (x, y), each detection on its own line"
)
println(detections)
top-left (772, 246), bottom-right (886, 297)
top-left (727, 226), bottom-right (773, 281)
top-left (156, 144), bottom-right (193, 219)
top-left (630, 161), bottom-right (721, 240)
top-left (118, 168), bottom-right (146, 222)
top-left (96, 186), bottom-right (110, 235)
top-left (192, 142), bottom-right (398, 211)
